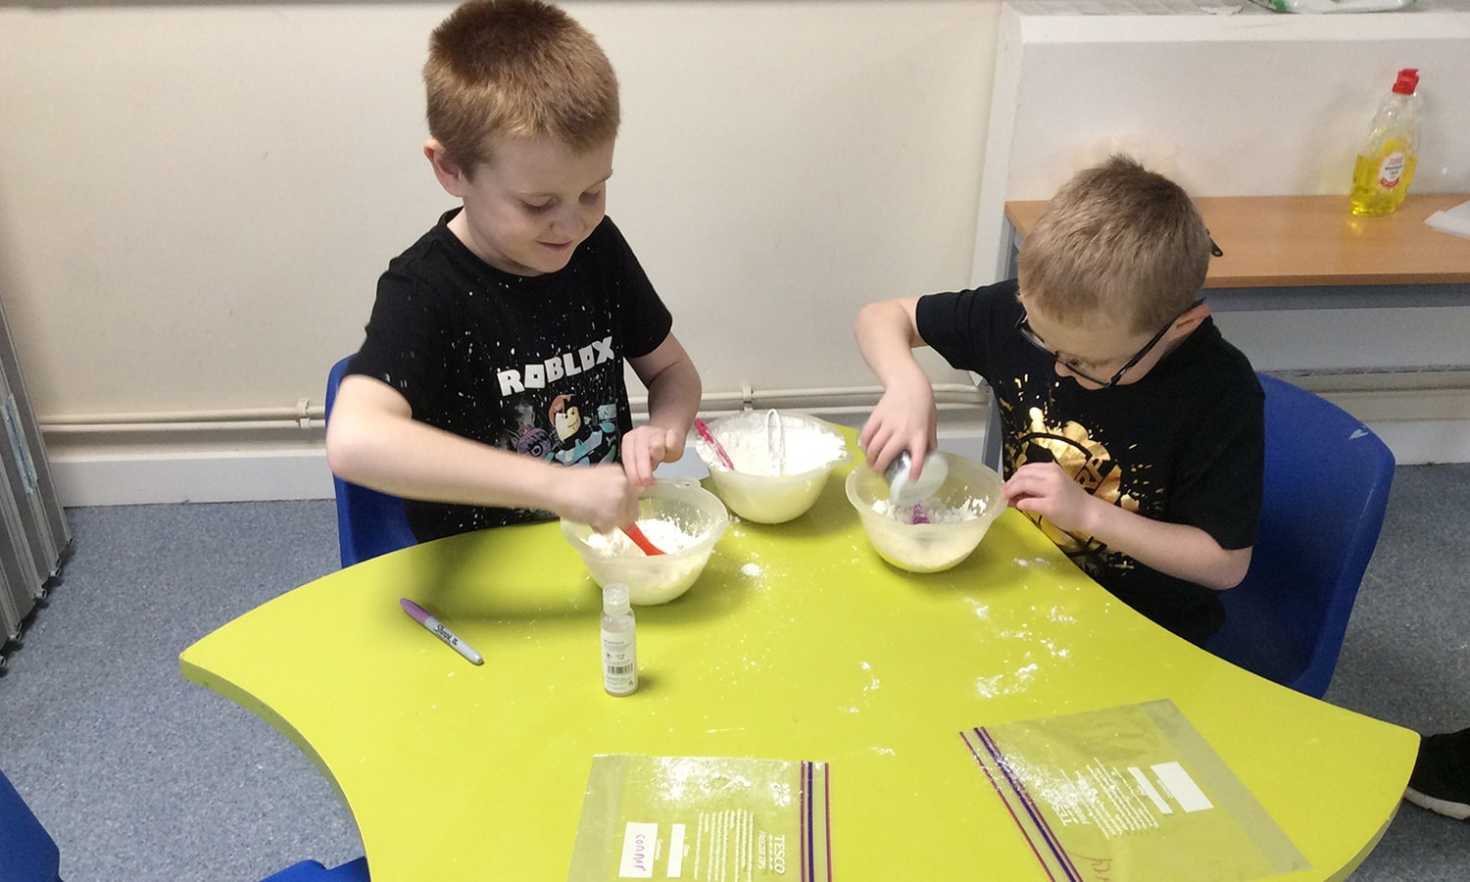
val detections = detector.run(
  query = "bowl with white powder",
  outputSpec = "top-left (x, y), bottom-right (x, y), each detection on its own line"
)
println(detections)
top-left (561, 479), bottom-right (730, 605)
top-left (691, 410), bottom-right (849, 524)
top-left (845, 452), bottom-right (1003, 573)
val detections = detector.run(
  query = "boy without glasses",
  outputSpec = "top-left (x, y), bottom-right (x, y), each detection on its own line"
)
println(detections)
top-left (328, 0), bottom-right (701, 540)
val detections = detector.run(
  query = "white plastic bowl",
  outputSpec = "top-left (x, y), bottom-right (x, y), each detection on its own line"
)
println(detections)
top-left (845, 453), bottom-right (1004, 573)
top-left (692, 411), bottom-right (849, 524)
top-left (561, 479), bottom-right (729, 605)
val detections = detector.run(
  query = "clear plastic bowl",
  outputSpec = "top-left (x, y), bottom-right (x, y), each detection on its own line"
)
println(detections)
top-left (691, 411), bottom-right (849, 524)
top-left (845, 452), bottom-right (1004, 574)
top-left (561, 479), bottom-right (730, 605)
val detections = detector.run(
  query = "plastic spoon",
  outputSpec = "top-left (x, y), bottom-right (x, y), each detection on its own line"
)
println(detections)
top-left (764, 409), bottom-right (786, 476)
top-left (694, 418), bottom-right (736, 470)
top-left (885, 452), bottom-right (949, 525)
top-left (621, 523), bottom-right (665, 556)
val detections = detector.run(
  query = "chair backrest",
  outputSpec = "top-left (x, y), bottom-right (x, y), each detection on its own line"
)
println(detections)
top-left (0, 770), bottom-right (62, 882)
top-left (1207, 374), bottom-right (1395, 697)
top-left (261, 857), bottom-right (371, 881)
top-left (325, 357), bottom-right (418, 568)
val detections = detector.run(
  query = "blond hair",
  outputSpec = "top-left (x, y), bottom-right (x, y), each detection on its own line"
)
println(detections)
top-left (424, 0), bottom-right (620, 176)
top-left (1019, 156), bottom-right (1211, 332)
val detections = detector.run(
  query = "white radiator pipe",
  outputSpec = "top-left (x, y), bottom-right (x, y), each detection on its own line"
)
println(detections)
top-left (34, 368), bottom-right (1470, 435)
top-left (38, 383), bottom-right (987, 435)
top-left (42, 420), bottom-right (329, 434)
top-left (42, 399), bottom-right (320, 426)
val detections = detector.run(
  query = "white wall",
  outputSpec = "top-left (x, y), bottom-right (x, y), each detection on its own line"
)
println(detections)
top-left (0, 1), bottom-right (996, 428)
top-left (972, 5), bottom-right (1470, 355)
top-left (6, 1), bottom-right (1468, 503)
top-left (1003, 22), bottom-right (1470, 203)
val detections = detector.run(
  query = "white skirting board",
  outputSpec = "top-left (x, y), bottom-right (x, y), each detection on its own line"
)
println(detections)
top-left (45, 418), bottom-right (1469, 507)
top-left (51, 449), bottom-right (337, 507)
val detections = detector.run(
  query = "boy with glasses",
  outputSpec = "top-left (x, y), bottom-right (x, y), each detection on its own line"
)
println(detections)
top-left (854, 156), bottom-right (1262, 645)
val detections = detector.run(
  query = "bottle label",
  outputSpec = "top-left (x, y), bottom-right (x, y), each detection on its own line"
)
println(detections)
top-left (1379, 152), bottom-right (1406, 189)
top-left (602, 630), bottom-right (637, 694)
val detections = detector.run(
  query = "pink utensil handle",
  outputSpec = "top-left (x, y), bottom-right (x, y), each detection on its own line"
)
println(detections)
top-left (622, 523), bottom-right (665, 556)
top-left (694, 419), bottom-right (735, 470)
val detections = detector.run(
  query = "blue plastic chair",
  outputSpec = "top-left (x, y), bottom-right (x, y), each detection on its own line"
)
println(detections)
top-left (260, 857), bottom-right (370, 882)
top-left (0, 770), bottom-right (59, 882)
top-left (1204, 374), bottom-right (1395, 698)
top-left (0, 770), bottom-right (368, 881)
top-left (325, 356), bottom-right (418, 568)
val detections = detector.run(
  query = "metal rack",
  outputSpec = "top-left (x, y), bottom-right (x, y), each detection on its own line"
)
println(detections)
top-left (0, 294), bottom-right (69, 672)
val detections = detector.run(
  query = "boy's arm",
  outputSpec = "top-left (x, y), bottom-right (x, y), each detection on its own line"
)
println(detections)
top-left (1003, 462), bottom-right (1252, 590)
top-left (325, 375), bottom-right (639, 532)
top-left (623, 333), bottom-right (702, 487)
top-left (854, 298), bottom-right (937, 476)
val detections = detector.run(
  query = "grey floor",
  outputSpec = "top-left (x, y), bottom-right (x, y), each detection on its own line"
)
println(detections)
top-left (1, 467), bottom-right (1467, 881)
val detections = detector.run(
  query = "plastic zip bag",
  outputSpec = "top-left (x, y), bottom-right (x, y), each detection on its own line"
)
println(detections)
top-left (961, 700), bottom-right (1307, 881)
top-left (568, 755), bottom-right (833, 881)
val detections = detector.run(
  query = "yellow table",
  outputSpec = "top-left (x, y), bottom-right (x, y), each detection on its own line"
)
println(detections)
top-left (181, 442), bottom-right (1415, 881)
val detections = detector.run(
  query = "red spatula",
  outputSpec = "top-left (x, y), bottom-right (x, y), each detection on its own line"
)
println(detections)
top-left (694, 418), bottom-right (735, 470)
top-left (622, 523), bottom-right (665, 556)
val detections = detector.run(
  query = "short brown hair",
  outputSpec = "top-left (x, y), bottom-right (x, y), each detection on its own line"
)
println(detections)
top-left (424, 0), bottom-right (620, 175)
top-left (1019, 155), bottom-right (1211, 332)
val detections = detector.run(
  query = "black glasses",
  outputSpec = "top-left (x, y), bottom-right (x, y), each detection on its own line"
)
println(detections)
top-left (1016, 298), bottom-right (1206, 388)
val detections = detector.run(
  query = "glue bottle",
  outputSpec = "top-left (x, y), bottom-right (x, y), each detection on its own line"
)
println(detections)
top-left (600, 584), bottom-right (638, 697)
top-left (1349, 68), bottom-right (1421, 217)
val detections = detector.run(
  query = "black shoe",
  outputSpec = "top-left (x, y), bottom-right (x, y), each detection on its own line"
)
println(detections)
top-left (1406, 727), bottom-right (1470, 820)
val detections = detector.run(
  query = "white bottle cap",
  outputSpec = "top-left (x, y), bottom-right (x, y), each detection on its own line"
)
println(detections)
top-left (603, 584), bottom-right (631, 614)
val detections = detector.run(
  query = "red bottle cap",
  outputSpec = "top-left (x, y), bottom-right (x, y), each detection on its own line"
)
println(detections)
top-left (1392, 68), bottom-right (1419, 96)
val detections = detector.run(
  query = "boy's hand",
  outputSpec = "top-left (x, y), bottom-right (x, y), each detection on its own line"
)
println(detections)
top-left (860, 372), bottom-right (937, 475)
top-left (1002, 462), bottom-right (1100, 535)
top-left (552, 465), bottom-right (640, 533)
top-left (621, 425), bottom-right (685, 488)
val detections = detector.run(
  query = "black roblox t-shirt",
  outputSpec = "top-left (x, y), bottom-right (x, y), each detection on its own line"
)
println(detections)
top-left (917, 279), bottom-right (1263, 645)
top-left (348, 210), bottom-right (672, 542)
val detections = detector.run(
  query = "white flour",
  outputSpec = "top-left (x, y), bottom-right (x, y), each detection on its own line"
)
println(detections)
top-left (872, 497), bottom-right (988, 524)
top-left (585, 518), bottom-right (701, 557)
top-left (695, 410), bottom-right (846, 476)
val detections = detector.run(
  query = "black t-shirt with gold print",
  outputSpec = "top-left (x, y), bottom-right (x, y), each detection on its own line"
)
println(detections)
top-left (917, 280), bottom-right (1263, 645)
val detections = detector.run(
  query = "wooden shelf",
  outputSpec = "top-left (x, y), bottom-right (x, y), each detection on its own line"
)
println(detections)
top-left (1005, 194), bottom-right (1470, 289)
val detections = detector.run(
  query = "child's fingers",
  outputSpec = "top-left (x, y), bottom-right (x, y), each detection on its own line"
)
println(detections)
top-left (908, 436), bottom-right (929, 477)
top-left (630, 438), bottom-right (651, 485)
top-left (1010, 462), bottom-right (1044, 479)
top-left (1003, 471), bottom-right (1044, 502)
top-left (859, 412), bottom-right (881, 451)
top-left (865, 424), bottom-right (894, 465)
top-left (647, 433), bottom-right (668, 466)
top-left (1013, 496), bottom-right (1044, 515)
top-left (618, 480), bottom-right (641, 527)
top-left (642, 442), bottom-right (659, 484)
top-left (874, 434), bottom-right (906, 473)
top-left (621, 453), bottom-right (642, 487)
top-left (1014, 461), bottom-right (1063, 481)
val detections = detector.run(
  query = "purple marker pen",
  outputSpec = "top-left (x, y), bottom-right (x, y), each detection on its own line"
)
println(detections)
top-left (400, 598), bottom-right (483, 666)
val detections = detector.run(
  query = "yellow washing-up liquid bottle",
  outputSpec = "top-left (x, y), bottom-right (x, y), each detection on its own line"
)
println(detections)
top-left (1350, 68), bottom-right (1421, 217)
